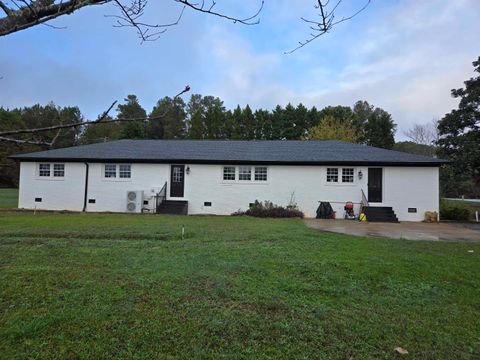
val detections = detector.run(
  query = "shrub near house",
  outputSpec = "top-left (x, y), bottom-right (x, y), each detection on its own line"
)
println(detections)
top-left (233, 200), bottom-right (304, 218)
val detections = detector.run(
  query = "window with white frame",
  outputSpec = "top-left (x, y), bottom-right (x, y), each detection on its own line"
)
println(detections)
top-left (239, 166), bottom-right (252, 181)
top-left (119, 164), bottom-right (131, 178)
top-left (223, 166), bottom-right (236, 181)
top-left (342, 168), bottom-right (354, 183)
top-left (53, 164), bottom-right (65, 177)
top-left (104, 164), bottom-right (117, 178)
top-left (254, 167), bottom-right (268, 181)
top-left (222, 166), bottom-right (268, 183)
top-left (39, 163), bottom-right (51, 177)
top-left (326, 168), bottom-right (338, 182)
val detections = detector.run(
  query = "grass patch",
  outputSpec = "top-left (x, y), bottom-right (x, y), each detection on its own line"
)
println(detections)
top-left (0, 188), bottom-right (18, 208)
top-left (0, 212), bottom-right (479, 358)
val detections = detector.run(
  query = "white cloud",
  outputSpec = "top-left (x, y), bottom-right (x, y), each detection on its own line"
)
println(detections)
top-left (0, 0), bottom-right (479, 141)
top-left (202, 0), bottom-right (480, 139)
top-left (200, 26), bottom-right (294, 108)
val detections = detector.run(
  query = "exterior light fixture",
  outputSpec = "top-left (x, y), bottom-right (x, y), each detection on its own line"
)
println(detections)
top-left (186, 166), bottom-right (191, 175)
top-left (358, 170), bottom-right (363, 180)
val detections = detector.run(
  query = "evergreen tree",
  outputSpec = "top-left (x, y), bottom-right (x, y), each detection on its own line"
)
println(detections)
top-left (307, 106), bottom-right (320, 129)
top-left (318, 105), bottom-right (353, 123)
top-left (203, 96), bottom-right (225, 139)
top-left (271, 105), bottom-right (285, 139)
top-left (437, 56), bottom-right (480, 197)
top-left (282, 103), bottom-right (297, 139)
top-left (294, 103), bottom-right (309, 139)
top-left (186, 94), bottom-right (204, 135)
top-left (231, 105), bottom-right (243, 139)
top-left (149, 97), bottom-right (186, 139)
top-left (253, 109), bottom-right (271, 139)
top-left (19, 103), bottom-right (82, 148)
top-left (364, 108), bottom-right (396, 149)
top-left (188, 110), bottom-right (204, 139)
top-left (352, 100), bottom-right (374, 142)
top-left (241, 105), bottom-right (255, 139)
top-left (116, 95), bottom-right (147, 139)
top-left (223, 110), bottom-right (235, 139)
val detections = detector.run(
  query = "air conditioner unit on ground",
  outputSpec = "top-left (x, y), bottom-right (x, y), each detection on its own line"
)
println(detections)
top-left (126, 190), bottom-right (143, 213)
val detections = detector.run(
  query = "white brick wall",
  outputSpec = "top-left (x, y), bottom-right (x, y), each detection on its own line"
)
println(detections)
top-left (18, 161), bottom-right (439, 221)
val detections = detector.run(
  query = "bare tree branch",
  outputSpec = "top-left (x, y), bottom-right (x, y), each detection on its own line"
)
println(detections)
top-left (175, 0), bottom-right (264, 25)
top-left (0, 1), bottom-right (12, 15)
top-left (0, 0), bottom-right (109, 37)
top-left (404, 120), bottom-right (440, 146)
top-left (0, 1), bottom-right (368, 51)
top-left (0, 0), bottom-right (264, 39)
top-left (285, 0), bottom-right (371, 54)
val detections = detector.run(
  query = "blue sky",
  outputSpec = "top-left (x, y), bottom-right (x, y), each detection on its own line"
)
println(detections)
top-left (1, 0), bottom-right (479, 139)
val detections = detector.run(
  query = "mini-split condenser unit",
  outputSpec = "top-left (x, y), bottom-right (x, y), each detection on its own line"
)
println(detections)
top-left (126, 190), bottom-right (144, 213)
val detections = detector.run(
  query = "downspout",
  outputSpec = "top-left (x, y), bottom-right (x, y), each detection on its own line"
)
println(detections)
top-left (83, 162), bottom-right (89, 212)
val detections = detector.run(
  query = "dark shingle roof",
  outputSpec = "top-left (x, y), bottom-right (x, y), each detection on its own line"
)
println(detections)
top-left (10, 140), bottom-right (447, 166)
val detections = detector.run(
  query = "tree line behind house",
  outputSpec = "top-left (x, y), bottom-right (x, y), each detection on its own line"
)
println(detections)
top-left (1, 53), bottom-right (479, 200)
top-left (0, 97), bottom-right (397, 184)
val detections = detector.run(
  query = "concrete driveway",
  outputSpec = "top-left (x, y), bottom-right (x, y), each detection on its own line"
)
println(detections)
top-left (304, 219), bottom-right (480, 242)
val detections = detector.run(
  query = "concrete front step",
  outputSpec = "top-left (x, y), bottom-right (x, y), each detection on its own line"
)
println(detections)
top-left (364, 206), bottom-right (399, 223)
top-left (157, 200), bottom-right (188, 215)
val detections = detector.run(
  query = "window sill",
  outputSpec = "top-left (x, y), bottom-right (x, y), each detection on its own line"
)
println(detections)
top-left (325, 182), bottom-right (356, 187)
top-left (221, 181), bottom-right (269, 185)
top-left (101, 178), bottom-right (132, 182)
top-left (36, 177), bottom-right (65, 181)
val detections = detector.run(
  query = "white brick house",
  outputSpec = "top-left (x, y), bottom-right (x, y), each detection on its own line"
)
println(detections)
top-left (11, 140), bottom-right (446, 221)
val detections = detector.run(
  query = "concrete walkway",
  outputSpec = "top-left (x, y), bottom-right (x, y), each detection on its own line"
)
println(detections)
top-left (304, 219), bottom-right (480, 242)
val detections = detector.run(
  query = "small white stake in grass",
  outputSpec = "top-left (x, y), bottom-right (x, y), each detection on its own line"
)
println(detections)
top-left (182, 225), bottom-right (185, 240)
top-left (476, 211), bottom-right (478, 223)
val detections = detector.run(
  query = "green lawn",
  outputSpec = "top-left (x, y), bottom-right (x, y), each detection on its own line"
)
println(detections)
top-left (0, 212), bottom-right (479, 359)
top-left (0, 188), bottom-right (18, 208)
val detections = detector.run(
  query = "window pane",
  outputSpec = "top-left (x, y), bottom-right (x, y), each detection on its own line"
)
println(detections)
top-left (326, 168), bottom-right (338, 182)
top-left (172, 167), bottom-right (183, 182)
top-left (223, 166), bottom-right (236, 181)
top-left (239, 166), bottom-right (251, 181)
top-left (39, 163), bottom-right (50, 177)
top-left (53, 163), bottom-right (64, 177)
top-left (254, 167), bottom-right (267, 181)
top-left (105, 164), bottom-right (116, 178)
top-left (342, 168), bottom-right (354, 183)
top-left (119, 164), bottom-right (131, 178)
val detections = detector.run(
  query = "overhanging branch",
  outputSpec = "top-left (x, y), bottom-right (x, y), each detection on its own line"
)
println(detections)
top-left (0, 85), bottom-right (191, 146)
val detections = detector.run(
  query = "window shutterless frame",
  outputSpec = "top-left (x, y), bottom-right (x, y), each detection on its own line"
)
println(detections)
top-left (38, 163), bottom-right (51, 177)
top-left (104, 164), bottom-right (117, 178)
top-left (341, 168), bottom-right (354, 183)
top-left (238, 166), bottom-right (252, 181)
top-left (254, 167), bottom-right (268, 181)
top-left (223, 166), bottom-right (236, 181)
top-left (221, 165), bottom-right (269, 183)
top-left (119, 164), bottom-right (131, 178)
top-left (326, 168), bottom-right (338, 182)
top-left (53, 163), bottom-right (65, 177)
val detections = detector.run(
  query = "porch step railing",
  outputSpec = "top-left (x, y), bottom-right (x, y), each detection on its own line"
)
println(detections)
top-left (360, 189), bottom-right (369, 214)
top-left (155, 181), bottom-right (167, 213)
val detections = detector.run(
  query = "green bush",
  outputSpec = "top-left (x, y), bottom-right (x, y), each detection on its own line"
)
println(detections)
top-left (232, 200), bottom-right (304, 218)
top-left (440, 199), bottom-right (472, 221)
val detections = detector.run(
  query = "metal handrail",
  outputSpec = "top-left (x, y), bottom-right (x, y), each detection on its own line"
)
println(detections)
top-left (155, 181), bottom-right (167, 213)
top-left (360, 189), bottom-right (369, 212)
